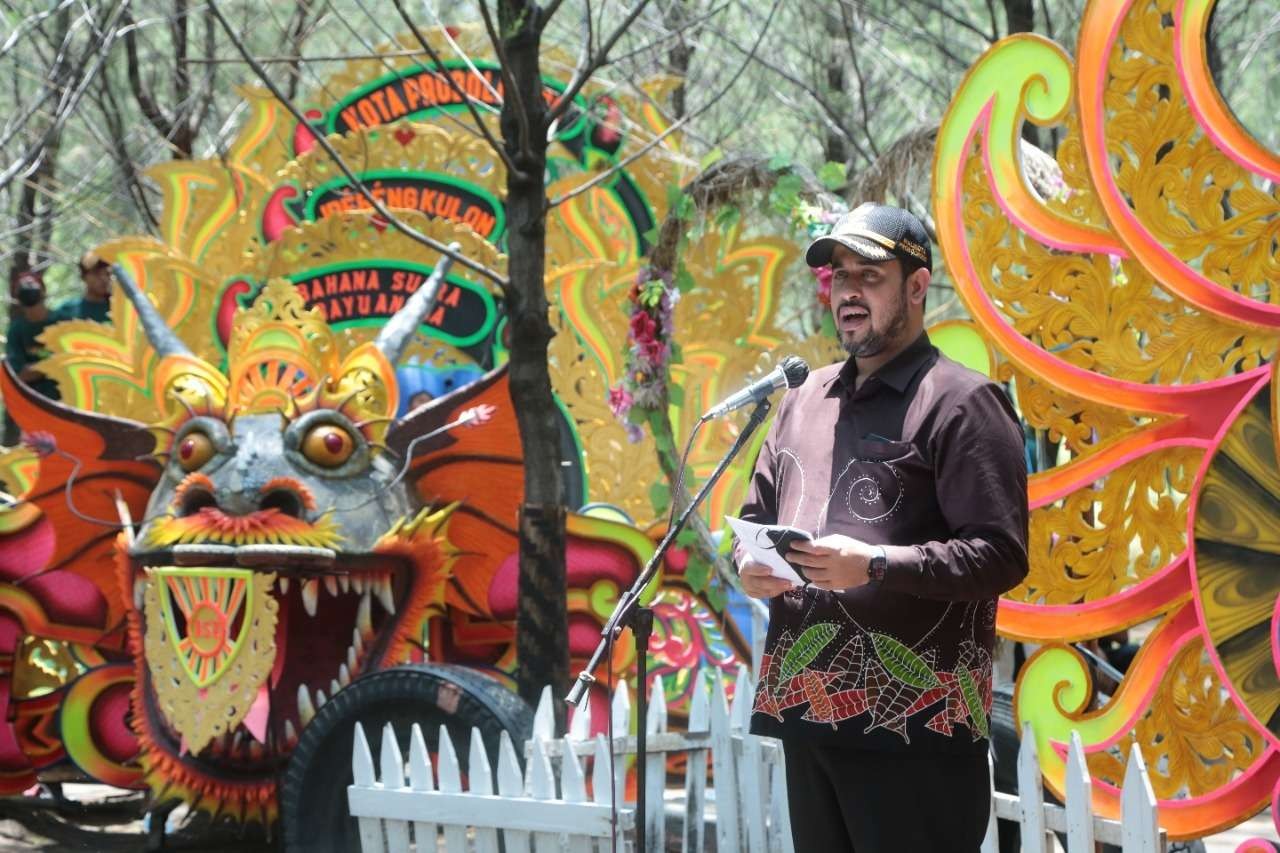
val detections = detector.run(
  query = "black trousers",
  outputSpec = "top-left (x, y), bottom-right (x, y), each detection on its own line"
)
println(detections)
top-left (781, 738), bottom-right (990, 852)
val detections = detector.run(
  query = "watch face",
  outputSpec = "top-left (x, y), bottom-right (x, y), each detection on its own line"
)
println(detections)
top-left (869, 554), bottom-right (887, 581)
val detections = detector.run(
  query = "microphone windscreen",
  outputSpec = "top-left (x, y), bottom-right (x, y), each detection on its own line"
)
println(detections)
top-left (781, 356), bottom-right (810, 388)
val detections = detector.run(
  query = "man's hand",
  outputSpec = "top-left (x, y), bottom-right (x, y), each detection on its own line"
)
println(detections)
top-left (788, 534), bottom-right (877, 591)
top-left (738, 557), bottom-right (792, 599)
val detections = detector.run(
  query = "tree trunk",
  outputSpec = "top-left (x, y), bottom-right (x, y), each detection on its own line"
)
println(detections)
top-left (666, 1), bottom-right (694, 119)
top-left (8, 8), bottom-right (70, 283)
top-left (499, 0), bottom-right (569, 732)
top-left (824, 29), bottom-right (848, 165)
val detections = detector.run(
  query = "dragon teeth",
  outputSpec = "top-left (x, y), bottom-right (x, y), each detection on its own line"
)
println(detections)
top-left (357, 592), bottom-right (373, 640)
top-left (302, 579), bottom-right (319, 617)
top-left (314, 688), bottom-right (326, 708)
top-left (323, 575), bottom-right (339, 597)
top-left (339, 663), bottom-right (351, 687)
top-left (347, 645), bottom-right (358, 674)
top-left (375, 577), bottom-right (396, 615)
top-left (297, 684), bottom-right (315, 726)
top-left (284, 719), bottom-right (298, 749)
top-left (330, 678), bottom-right (341, 697)
top-left (279, 576), bottom-right (291, 595)
top-left (339, 575), bottom-right (350, 593)
top-left (352, 628), bottom-right (364, 657)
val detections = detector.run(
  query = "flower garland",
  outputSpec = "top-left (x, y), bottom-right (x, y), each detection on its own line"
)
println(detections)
top-left (609, 194), bottom-right (847, 442)
top-left (796, 201), bottom-right (844, 312)
top-left (609, 266), bottom-right (679, 442)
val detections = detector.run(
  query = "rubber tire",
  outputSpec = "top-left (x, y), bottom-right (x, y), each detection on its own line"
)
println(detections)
top-left (279, 664), bottom-right (534, 853)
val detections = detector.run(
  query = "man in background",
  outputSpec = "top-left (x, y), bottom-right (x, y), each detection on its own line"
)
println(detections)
top-left (4, 271), bottom-right (60, 445)
top-left (54, 251), bottom-right (112, 322)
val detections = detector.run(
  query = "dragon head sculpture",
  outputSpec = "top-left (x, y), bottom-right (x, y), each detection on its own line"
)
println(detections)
top-left (1, 256), bottom-right (523, 823)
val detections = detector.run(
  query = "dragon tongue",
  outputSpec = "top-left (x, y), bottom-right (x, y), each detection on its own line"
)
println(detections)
top-left (244, 685), bottom-right (271, 744)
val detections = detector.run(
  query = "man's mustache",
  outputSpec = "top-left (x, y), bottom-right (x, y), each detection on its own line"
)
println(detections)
top-left (838, 300), bottom-right (870, 312)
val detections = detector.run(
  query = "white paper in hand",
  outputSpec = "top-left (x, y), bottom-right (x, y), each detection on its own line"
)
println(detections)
top-left (725, 516), bottom-right (812, 586)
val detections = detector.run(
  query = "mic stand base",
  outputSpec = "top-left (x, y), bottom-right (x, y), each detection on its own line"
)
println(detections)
top-left (631, 604), bottom-right (654, 853)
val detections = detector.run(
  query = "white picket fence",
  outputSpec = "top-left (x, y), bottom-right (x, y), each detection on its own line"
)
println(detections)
top-left (983, 723), bottom-right (1167, 853)
top-left (348, 665), bottom-right (1168, 852)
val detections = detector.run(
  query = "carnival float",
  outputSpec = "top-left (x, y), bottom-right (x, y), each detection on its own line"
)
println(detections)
top-left (0, 0), bottom-right (1275, 847)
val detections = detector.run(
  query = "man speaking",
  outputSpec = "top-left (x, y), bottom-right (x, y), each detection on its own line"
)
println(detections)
top-left (736, 203), bottom-right (1029, 851)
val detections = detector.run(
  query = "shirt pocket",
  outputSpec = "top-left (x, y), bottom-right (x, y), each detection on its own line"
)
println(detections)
top-left (827, 439), bottom-right (918, 527)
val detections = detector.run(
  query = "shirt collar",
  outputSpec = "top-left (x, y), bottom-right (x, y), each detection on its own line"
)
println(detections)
top-left (829, 332), bottom-right (935, 398)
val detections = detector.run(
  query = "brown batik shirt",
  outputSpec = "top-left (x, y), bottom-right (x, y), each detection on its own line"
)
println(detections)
top-left (739, 332), bottom-right (1028, 754)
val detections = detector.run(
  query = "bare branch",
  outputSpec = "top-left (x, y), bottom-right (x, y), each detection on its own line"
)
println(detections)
top-left (545, 0), bottom-right (655, 125)
top-left (204, 0), bottom-right (509, 290)
top-left (389, 0), bottom-right (525, 179)
top-left (550, 0), bottom-right (785, 208)
top-left (0, 1), bottom-right (127, 194)
top-left (707, 18), bottom-right (868, 162)
top-left (122, 8), bottom-right (176, 146)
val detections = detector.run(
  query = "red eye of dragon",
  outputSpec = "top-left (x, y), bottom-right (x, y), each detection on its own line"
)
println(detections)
top-left (176, 431), bottom-right (216, 472)
top-left (301, 424), bottom-right (355, 468)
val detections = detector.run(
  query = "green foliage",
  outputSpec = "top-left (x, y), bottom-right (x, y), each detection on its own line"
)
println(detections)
top-left (684, 553), bottom-right (712, 594)
top-left (699, 147), bottom-right (724, 171)
top-left (640, 280), bottom-right (666, 308)
top-left (817, 161), bottom-right (848, 191)
top-left (649, 479), bottom-right (671, 517)
top-left (767, 173), bottom-right (805, 216)
top-left (674, 265), bottom-right (696, 294)
top-left (714, 204), bottom-right (740, 233)
top-left (705, 577), bottom-right (727, 612)
top-left (675, 192), bottom-right (696, 220)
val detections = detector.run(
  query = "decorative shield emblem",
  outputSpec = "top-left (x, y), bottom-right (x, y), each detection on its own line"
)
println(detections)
top-left (153, 568), bottom-right (255, 688)
top-left (143, 568), bottom-right (279, 754)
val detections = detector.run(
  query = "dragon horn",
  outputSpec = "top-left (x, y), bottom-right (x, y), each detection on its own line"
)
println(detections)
top-left (112, 264), bottom-right (194, 358)
top-left (373, 243), bottom-right (460, 364)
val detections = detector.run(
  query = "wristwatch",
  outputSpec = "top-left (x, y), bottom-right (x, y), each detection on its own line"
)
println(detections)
top-left (867, 546), bottom-right (888, 584)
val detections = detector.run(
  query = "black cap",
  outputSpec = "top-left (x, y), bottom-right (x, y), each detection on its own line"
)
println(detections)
top-left (805, 203), bottom-right (932, 272)
top-left (80, 250), bottom-right (110, 273)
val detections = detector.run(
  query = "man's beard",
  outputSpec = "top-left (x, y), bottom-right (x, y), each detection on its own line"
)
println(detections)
top-left (840, 281), bottom-right (909, 357)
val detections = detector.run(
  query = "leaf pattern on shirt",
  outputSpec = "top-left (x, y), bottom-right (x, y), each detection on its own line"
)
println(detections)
top-left (752, 601), bottom-right (993, 744)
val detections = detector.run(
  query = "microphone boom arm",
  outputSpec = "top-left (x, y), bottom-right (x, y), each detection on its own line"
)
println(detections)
top-left (566, 396), bottom-right (774, 707)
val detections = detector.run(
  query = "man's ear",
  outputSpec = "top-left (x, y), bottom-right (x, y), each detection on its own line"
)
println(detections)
top-left (908, 267), bottom-right (931, 305)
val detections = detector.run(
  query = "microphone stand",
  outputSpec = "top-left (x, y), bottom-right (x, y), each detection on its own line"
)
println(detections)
top-left (566, 395), bottom-right (774, 852)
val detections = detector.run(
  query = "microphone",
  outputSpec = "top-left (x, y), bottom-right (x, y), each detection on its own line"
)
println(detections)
top-left (700, 356), bottom-right (809, 421)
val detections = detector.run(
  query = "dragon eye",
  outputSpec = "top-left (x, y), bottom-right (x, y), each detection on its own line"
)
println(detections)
top-left (301, 423), bottom-right (356, 468)
top-left (176, 431), bottom-right (216, 471)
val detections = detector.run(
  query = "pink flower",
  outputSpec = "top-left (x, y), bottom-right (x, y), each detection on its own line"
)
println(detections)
top-left (629, 310), bottom-right (659, 344)
top-left (636, 338), bottom-right (668, 366)
top-left (608, 385), bottom-right (633, 419)
top-left (811, 265), bottom-right (833, 308)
